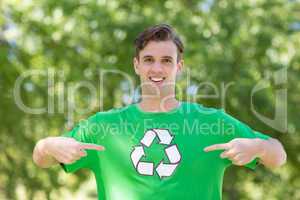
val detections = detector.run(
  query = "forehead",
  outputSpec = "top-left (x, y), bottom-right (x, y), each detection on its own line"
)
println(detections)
top-left (139, 40), bottom-right (177, 58)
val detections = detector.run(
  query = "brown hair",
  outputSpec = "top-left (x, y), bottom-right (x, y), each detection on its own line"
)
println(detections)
top-left (134, 24), bottom-right (184, 62)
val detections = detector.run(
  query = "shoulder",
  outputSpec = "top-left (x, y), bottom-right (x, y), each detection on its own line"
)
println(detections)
top-left (184, 102), bottom-right (245, 125)
top-left (73, 105), bottom-right (131, 134)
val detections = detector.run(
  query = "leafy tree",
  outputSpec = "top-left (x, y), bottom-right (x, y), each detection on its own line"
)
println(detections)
top-left (0, 0), bottom-right (299, 199)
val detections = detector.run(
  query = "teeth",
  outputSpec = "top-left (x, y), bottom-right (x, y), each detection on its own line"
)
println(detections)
top-left (150, 77), bottom-right (164, 82)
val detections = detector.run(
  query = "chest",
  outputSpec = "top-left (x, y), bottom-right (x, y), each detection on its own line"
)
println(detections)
top-left (99, 127), bottom-right (228, 180)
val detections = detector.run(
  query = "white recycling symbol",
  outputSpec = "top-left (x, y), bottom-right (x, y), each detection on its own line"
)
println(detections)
top-left (130, 128), bottom-right (182, 179)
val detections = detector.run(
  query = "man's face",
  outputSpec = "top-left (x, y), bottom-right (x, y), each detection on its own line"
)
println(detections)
top-left (133, 40), bottom-right (183, 96)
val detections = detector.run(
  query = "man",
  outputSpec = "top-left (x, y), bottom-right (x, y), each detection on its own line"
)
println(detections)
top-left (33, 24), bottom-right (287, 200)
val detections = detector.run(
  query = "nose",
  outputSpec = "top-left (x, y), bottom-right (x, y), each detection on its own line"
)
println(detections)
top-left (150, 62), bottom-right (164, 73)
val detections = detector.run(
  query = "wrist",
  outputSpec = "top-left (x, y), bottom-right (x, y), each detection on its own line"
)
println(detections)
top-left (254, 138), bottom-right (267, 158)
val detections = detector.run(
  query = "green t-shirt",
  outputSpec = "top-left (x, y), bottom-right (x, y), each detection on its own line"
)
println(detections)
top-left (61, 102), bottom-right (270, 200)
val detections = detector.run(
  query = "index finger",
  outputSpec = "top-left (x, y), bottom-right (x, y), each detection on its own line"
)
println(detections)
top-left (79, 143), bottom-right (105, 151)
top-left (204, 143), bottom-right (230, 152)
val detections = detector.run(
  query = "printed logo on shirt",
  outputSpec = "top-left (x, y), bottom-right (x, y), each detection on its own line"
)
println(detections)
top-left (130, 128), bottom-right (182, 179)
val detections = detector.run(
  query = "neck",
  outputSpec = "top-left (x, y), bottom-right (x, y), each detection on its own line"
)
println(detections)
top-left (138, 96), bottom-right (180, 112)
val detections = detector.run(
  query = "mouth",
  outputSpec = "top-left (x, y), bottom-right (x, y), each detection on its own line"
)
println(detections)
top-left (149, 77), bottom-right (166, 84)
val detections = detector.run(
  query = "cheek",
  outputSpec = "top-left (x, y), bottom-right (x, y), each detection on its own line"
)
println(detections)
top-left (137, 67), bottom-right (149, 78)
top-left (167, 67), bottom-right (178, 77)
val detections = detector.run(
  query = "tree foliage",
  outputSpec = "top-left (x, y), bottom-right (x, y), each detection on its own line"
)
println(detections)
top-left (0, 0), bottom-right (299, 199)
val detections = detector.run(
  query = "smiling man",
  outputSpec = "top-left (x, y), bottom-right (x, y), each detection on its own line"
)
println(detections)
top-left (33, 24), bottom-right (287, 200)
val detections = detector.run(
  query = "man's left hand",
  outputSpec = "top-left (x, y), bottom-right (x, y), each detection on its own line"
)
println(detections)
top-left (204, 138), bottom-right (262, 166)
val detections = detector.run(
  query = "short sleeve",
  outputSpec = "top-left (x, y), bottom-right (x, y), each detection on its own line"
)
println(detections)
top-left (60, 119), bottom-right (99, 173)
top-left (221, 111), bottom-right (271, 170)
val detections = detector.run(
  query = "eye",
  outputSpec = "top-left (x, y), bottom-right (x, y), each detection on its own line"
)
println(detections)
top-left (162, 58), bottom-right (172, 64)
top-left (144, 58), bottom-right (154, 63)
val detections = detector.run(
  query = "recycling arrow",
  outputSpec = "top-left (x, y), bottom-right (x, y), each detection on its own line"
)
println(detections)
top-left (130, 128), bottom-right (182, 179)
top-left (130, 146), bottom-right (145, 168)
top-left (165, 144), bottom-right (181, 163)
top-left (140, 130), bottom-right (156, 147)
top-left (156, 161), bottom-right (178, 179)
top-left (153, 129), bottom-right (174, 145)
top-left (137, 161), bottom-right (154, 176)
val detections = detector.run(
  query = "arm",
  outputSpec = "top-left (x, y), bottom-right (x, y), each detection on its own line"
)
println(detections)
top-left (255, 137), bottom-right (287, 169)
top-left (33, 137), bottom-right (105, 168)
top-left (204, 137), bottom-right (287, 170)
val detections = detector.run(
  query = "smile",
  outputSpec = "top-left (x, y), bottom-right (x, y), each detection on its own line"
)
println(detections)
top-left (149, 77), bottom-right (166, 83)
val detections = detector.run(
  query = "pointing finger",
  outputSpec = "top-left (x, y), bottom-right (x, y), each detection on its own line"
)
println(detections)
top-left (79, 143), bottom-right (105, 151)
top-left (204, 143), bottom-right (231, 152)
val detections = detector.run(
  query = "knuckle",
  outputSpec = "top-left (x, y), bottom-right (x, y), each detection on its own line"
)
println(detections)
top-left (66, 158), bottom-right (75, 164)
top-left (233, 156), bottom-right (239, 162)
top-left (74, 143), bottom-right (82, 149)
top-left (63, 159), bottom-right (71, 164)
top-left (227, 154), bottom-right (233, 159)
top-left (71, 149), bottom-right (79, 155)
top-left (235, 144), bottom-right (241, 149)
top-left (233, 159), bottom-right (243, 166)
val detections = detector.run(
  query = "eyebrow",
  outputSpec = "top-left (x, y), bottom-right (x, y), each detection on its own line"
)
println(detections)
top-left (142, 55), bottom-right (173, 59)
top-left (161, 56), bottom-right (173, 60)
top-left (142, 55), bottom-right (153, 59)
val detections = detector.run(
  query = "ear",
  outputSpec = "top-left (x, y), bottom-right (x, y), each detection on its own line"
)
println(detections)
top-left (133, 57), bottom-right (139, 75)
top-left (176, 59), bottom-right (184, 75)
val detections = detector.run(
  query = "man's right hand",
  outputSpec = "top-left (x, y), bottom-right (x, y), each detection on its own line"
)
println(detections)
top-left (33, 137), bottom-right (105, 168)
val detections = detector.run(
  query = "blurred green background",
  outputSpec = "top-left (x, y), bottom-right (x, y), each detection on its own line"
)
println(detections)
top-left (0, 0), bottom-right (299, 199)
